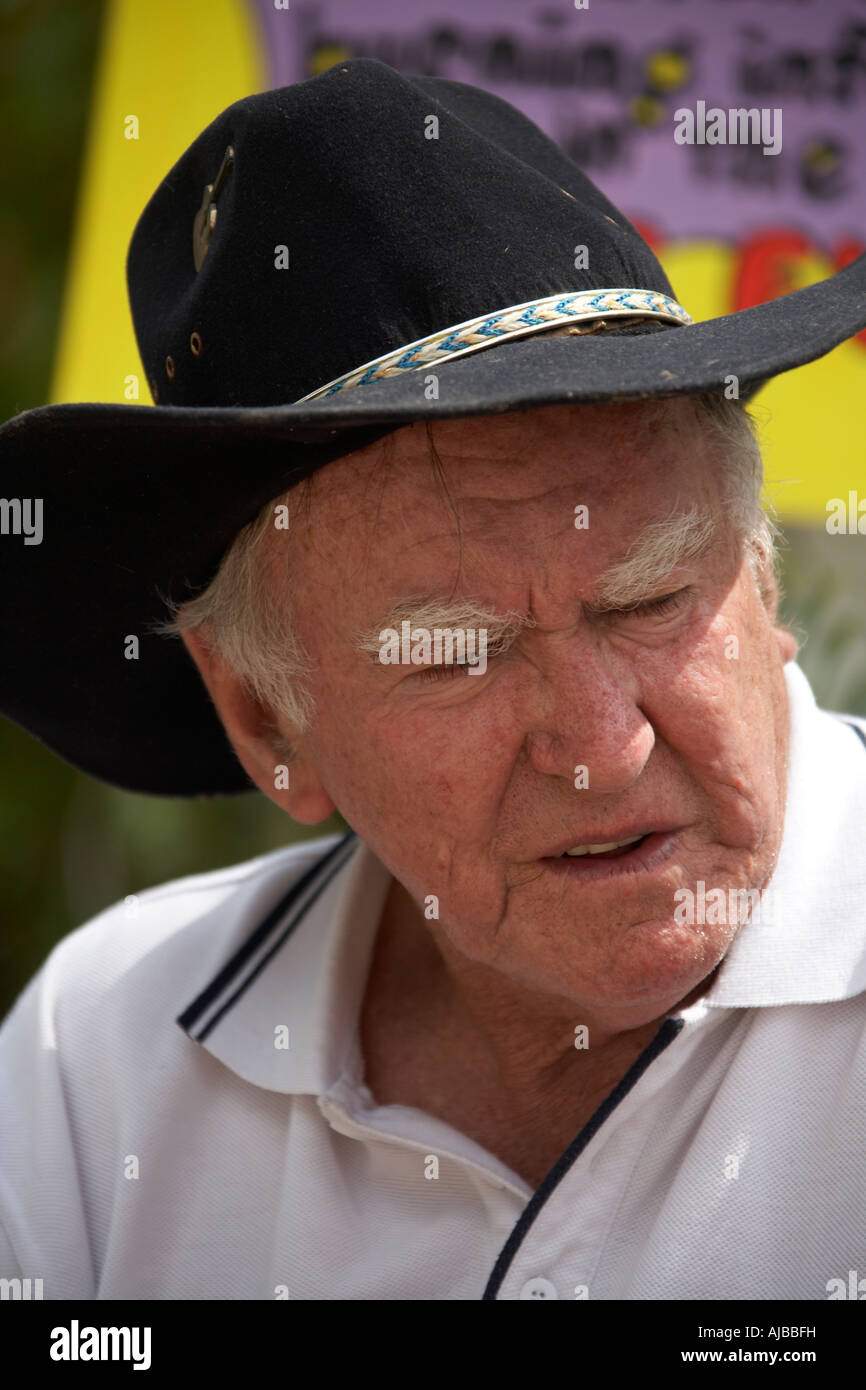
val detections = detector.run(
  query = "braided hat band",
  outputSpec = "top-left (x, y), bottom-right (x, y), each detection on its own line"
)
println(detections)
top-left (294, 287), bottom-right (693, 404)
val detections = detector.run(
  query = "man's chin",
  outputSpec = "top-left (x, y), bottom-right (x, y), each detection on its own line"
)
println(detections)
top-left (599, 914), bottom-right (737, 1010)
top-left (501, 913), bottom-right (736, 1024)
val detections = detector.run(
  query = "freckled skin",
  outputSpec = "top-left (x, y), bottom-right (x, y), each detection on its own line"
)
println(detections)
top-left (182, 399), bottom-right (798, 1185)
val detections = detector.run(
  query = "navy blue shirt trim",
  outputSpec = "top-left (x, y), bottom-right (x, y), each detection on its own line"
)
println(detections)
top-left (842, 717), bottom-right (866, 752)
top-left (177, 829), bottom-right (358, 1042)
top-left (481, 1016), bottom-right (685, 1299)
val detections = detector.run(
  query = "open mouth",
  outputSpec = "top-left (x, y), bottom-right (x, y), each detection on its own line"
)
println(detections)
top-left (541, 829), bottom-right (681, 880)
top-left (561, 834), bottom-right (648, 859)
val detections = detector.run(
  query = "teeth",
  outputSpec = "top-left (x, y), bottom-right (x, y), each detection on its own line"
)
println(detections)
top-left (564, 834), bottom-right (644, 857)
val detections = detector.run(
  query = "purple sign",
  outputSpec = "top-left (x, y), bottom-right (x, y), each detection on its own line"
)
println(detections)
top-left (249, 0), bottom-right (866, 249)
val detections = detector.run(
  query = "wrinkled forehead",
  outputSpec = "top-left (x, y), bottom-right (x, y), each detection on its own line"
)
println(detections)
top-left (289, 396), bottom-right (725, 553)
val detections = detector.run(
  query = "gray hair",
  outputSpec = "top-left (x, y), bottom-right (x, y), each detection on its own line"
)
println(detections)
top-left (156, 392), bottom-right (778, 741)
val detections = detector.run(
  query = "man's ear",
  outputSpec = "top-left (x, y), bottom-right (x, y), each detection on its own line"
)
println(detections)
top-left (753, 547), bottom-right (798, 665)
top-left (774, 621), bottom-right (798, 665)
top-left (178, 623), bottom-right (337, 824)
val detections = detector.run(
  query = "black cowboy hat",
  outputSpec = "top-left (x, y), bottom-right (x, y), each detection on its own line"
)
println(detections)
top-left (1, 57), bottom-right (864, 796)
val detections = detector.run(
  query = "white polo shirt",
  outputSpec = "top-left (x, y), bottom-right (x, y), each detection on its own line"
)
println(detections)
top-left (1, 660), bottom-right (865, 1301)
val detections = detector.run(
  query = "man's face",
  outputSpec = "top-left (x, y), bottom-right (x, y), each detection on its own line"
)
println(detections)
top-left (264, 400), bottom-right (795, 1029)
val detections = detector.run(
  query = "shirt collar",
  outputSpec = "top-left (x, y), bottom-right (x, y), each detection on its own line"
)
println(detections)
top-left (177, 830), bottom-right (390, 1095)
top-left (178, 661), bottom-right (866, 1093)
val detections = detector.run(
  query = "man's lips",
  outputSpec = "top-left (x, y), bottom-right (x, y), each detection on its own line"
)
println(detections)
top-left (539, 828), bottom-right (684, 881)
top-left (543, 825), bottom-right (682, 859)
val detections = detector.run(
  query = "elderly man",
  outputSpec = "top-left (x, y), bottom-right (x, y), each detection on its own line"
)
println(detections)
top-left (1, 59), bottom-right (865, 1303)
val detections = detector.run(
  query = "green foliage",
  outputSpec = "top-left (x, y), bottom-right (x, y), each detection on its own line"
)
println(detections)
top-left (777, 529), bottom-right (866, 718)
top-left (0, 0), bottom-right (105, 423)
top-left (0, 714), bottom-right (346, 1016)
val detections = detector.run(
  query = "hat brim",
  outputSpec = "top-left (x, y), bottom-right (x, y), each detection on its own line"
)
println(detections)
top-left (2, 254), bottom-right (865, 795)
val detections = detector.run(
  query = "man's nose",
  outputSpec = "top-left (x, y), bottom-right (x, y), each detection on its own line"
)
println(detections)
top-left (521, 638), bottom-right (654, 793)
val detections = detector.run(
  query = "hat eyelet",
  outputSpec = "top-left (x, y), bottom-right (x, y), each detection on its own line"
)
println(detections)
top-left (190, 332), bottom-right (203, 357)
top-left (151, 378), bottom-right (159, 402)
top-left (165, 355), bottom-right (176, 379)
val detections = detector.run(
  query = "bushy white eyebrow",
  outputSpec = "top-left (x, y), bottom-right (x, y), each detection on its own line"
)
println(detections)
top-left (592, 507), bottom-right (716, 610)
top-left (355, 507), bottom-right (715, 656)
top-left (355, 599), bottom-right (533, 658)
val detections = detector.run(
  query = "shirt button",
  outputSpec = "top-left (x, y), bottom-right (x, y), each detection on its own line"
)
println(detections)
top-left (519, 1277), bottom-right (559, 1300)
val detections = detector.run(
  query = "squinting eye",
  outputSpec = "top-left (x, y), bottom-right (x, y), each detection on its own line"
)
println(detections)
top-left (629, 588), bottom-right (690, 617)
top-left (590, 587), bottom-right (692, 622)
top-left (418, 661), bottom-right (474, 683)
